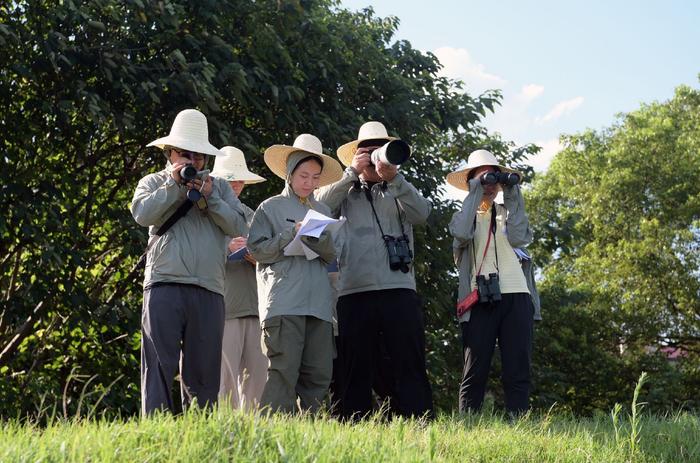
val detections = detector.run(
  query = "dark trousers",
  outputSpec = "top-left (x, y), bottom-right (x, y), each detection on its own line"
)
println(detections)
top-left (334, 289), bottom-right (434, 420)
top-left (141, 283), bottom-right (225, 415)
top-left (459, 292), bottom-right (533, 415)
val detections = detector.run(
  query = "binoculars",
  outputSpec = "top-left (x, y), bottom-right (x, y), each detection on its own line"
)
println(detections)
top-left (481, 171), bottom-right (520, 186)
top-left (476, 273), bottom-right (502, 304)
top-left (370, 140), bottom-right (411, 166)
top-left (383, 234), bottom-right (413, 273)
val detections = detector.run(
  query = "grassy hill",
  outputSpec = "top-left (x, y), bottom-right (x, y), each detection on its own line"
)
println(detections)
top-left (1, 407), bottom-right (698, 462)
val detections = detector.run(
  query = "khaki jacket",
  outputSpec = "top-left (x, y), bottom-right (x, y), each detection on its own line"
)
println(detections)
top-left (315, 167), bottom-right (431, 296)
top-left (131, 168), bottom-right (247, 296)
top-left (449, 178), bottom-right (541, 322)
top-left (223, 202), bottom-right (258, 319)
top-left (248, 184), bottom-right (336, 324)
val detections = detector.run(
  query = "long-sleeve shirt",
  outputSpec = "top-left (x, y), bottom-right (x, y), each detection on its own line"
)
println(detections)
top-left (223, 202), bottom-right (258, 319)
top-left (130, 167), bottom-right (247, 296)
top-left (449, 178), bottom-right (541, 322)
top-left (315, 166), bottom-right (431, 296)
top-left (247, 184), bottom-right (336, 323)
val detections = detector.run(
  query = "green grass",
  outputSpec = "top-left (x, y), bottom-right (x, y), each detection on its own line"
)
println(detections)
top-left (1, 407), bottom-right (698, 462)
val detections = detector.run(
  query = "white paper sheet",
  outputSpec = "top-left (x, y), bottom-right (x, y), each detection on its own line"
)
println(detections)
top-left (283, 210), bottom-right (346, 260)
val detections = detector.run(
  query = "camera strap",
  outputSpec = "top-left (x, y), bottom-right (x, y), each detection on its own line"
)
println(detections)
top-left (363, 184), bottom-right (408, 241)
top-left (135, 199), bottom-right (194, 269)
top-left (155, 200), bottom-right (194, 236)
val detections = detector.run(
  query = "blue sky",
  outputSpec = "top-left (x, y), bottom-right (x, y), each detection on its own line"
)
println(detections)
top-left (340, 0), bottom-right (700, 179)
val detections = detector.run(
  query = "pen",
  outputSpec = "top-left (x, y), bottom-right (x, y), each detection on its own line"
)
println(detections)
top-left (286, 218), bottom-right (296, 223)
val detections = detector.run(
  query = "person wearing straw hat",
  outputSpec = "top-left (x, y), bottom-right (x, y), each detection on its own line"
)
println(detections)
top-left (211, 146), bottom-right (268, 410)
top-left (131, 109), bottom-right (248, 415)
top-left (446, 148), bottom-right (540, 417)
top-left (315, 121), bottom-right (434, 420)
top-left (247, 134), bottom-right (343, 413)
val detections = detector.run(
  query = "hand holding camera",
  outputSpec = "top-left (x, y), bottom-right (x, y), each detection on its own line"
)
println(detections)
top-left (375, 159), bottom-right (398, 182)
top-left (177, 165), bottom-right (212, 201)
top-left (351, 150), bottom-right (372, 173)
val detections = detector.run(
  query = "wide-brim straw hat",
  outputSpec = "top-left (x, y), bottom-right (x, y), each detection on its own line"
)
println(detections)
top-left (446, 149), bottom-right (521, 191)
top-left (212, 146), bottom-right (266, 184)
top-left (147, 109), bottom-right (223, 157)
top-left (264, 134), bottom-right (343, 187)
top-left (337, 121), bottom-right (398, 166)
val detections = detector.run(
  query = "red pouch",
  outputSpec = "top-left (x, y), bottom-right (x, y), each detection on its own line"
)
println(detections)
top-left (456, 289), bottom-right (479, 317)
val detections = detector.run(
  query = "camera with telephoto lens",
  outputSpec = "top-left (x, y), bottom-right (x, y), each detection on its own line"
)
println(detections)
top-left (383, 234), bottom-right (413, 273)
top-left (369, 140), bottom-right (411, 166)
top-left (481, 171), bottom-right (520, 186)
top-left (476, 273), bottom-right (502, 304)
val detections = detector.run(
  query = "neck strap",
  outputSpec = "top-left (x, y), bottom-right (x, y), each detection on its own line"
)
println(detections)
top-left (471, 203), bottom-right (500, 275)
top-left (363, 183), bottom-right (407, 240)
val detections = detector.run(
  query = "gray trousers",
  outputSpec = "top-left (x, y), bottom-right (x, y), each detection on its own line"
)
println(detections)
top-left (141, 283), bottom-right (224, 415)
top-left (260, 315), bottom-right (333, 414)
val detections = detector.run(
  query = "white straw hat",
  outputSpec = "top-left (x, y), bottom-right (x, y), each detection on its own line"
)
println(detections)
top-left (147, 109), bottom-right (223, 157)
top-left (212, 146), bottom-right (266, 184)
top-left (337, 121), bottom-right (398, 166)
top-left (446, 149), bottom-right (521, 191)
top-left (264, 134), bottom-right (343, 187)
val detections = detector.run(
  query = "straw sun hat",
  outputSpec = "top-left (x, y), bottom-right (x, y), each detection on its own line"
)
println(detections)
top-left (147, 109), bottom-right (223, 157)
top-left (264, 134), bottom-right (343, 187)
top-left (212, 146), bottom-right (266, 184)
top-left (336, 121), bottom-right (398, 166)
top-left (446, 149), bottom-right (521, 191)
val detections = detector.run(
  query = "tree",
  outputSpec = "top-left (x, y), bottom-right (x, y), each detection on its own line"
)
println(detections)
top-left (0, 0), bottom-right (516, 417)
top-left (526, 84), bottom-right (700, 413)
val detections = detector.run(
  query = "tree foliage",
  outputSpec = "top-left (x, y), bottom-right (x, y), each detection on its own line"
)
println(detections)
top-left (0, 0), bottom-right (525, 417)
top-left (526, 84), bottom-right (700, 414)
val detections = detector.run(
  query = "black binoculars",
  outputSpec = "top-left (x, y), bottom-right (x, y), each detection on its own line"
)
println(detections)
top-left (476, 273), bottom-right (502, 304)
top-left (481, 171), bottom-right (520, 186)
top-left (383, 234), bottom-right (413, 273)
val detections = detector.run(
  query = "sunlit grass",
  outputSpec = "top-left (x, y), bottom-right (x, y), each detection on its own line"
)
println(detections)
top-left (1, 405), bottom-right (698, 462)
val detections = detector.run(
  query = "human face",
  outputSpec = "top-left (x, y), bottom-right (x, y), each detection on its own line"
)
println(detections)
top-left (471, 165), bottom-right (499, 201)
top-left (169, 148), bottom-right (206, 171)
top-left (229, 180), bottom-right (245, 197)
top-left (290, 158), bottom-right (322, 199)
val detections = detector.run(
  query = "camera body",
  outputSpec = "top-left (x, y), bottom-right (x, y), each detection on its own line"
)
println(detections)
top-left (476, 273), bottom-right (502, 304)
top-left (383, 234), bottom-right (413, 273)
top-left (370, 140), bottom-right (411, 166)
top-left (179, 167), bottom-right (210, 202)
top-left (481, 171), bottom-right (520, 186)
top-left (180, 165), bottom-right (211, 184)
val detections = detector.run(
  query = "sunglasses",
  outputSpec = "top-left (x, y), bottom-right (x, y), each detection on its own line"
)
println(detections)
top-left (171, 148), bottom-right (205, 161)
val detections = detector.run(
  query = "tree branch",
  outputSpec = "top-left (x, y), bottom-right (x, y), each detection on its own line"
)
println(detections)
top-left (0, 301), bottom-right (46, 367)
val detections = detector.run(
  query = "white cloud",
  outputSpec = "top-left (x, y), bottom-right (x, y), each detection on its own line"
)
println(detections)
top-left (536, 96), bottom-right (584, 124)
top-left (526, 138), bottom-right (563, 172)
top-left (433, 46), bottom-right (507, 94)
top-left (430, 45), bottom-right (575, 174)
top-left (517, 84), bottom-right (545, 103)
